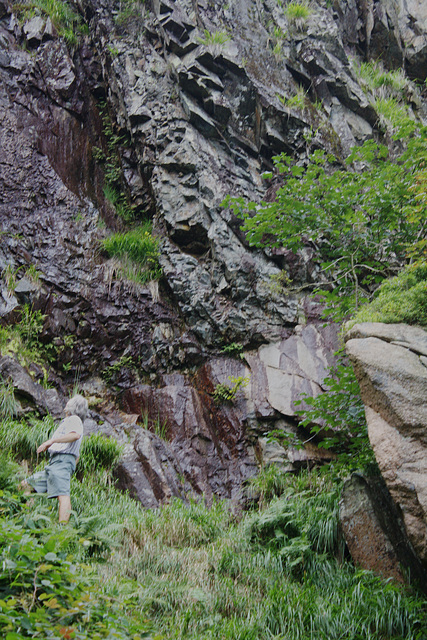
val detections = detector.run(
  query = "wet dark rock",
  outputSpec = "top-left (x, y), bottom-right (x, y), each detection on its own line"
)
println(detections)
top-left (122, 374), bottom-right (257, 504)
top-left (0, 356), bottom-right (63, 417)
top-left (0, 0), bottom-right (8, 19)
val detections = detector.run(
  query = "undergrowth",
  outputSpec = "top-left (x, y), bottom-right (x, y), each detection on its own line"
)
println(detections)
top-left (1, 434), bottom-right (426, 639)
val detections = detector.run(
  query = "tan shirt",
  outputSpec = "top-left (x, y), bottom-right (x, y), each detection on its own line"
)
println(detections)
top-left (48, 415), bottom-right (84, 457)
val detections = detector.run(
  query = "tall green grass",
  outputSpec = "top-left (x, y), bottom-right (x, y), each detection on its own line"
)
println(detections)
top-left (67, 469), bottom-right (426, 640)
top-left (101, 222), bottom-right (162, 284)
top-left (78, 432), bottom-right (123, 475)
top-left (0, 415), bottom-right (55, 461)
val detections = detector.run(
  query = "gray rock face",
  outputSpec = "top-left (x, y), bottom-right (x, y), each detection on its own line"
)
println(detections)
top-left (346, 323), bottom-right (427, 568)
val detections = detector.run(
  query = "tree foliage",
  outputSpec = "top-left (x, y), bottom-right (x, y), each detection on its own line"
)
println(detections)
top-left (223, 129), bottom-right (427, 317)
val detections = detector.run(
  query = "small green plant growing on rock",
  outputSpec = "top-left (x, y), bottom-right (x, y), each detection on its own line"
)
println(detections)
top-left (15, 0), bottom-right (87, 47)
top-left (94, 102), bottom-right (137, 223)
top-left (373, 96), bottom-right (415, 137)
top-left (358, 61), bottom-right (408, 95)
top-left (2, 264), bottom-right (20, 295)
top-left (279, 86), bottom-right (307, 111)
top-left (213, 375), bottom-right (249, 404)
top-left (115, 0), bottom-right (144, 27)
top-left (197, 29), bottom-right (230, 46)
top-left (101, 222), bottom-right (162, 284)
top-left (220, 342), bottom-right (244, 358)
top-left (352, 59), bottom-right (417, 136)
top-left (102, 354), bottom-right (135, 383)
top-left (284, 0), bottom-right (311, 28)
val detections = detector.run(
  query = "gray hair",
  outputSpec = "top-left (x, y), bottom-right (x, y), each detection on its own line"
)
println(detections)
top-left (64, 394), bottom-right (88, 421)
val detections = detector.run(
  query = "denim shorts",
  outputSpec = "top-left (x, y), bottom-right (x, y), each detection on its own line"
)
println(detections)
top-left (27, 453), bottom-right (77, 498)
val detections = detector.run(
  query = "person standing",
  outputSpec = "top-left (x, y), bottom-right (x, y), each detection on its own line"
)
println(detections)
top-left (21, 394), bottom-right (88, 523)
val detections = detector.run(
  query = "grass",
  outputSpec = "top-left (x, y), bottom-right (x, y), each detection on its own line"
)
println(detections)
top-left (0, 379), bottom-right (19, 420)
top-left (77, 432), bottom-right (123, 476)
top-left (101, 222), bottom-right (162, 284)
top-left (88, 469), bottom-right (426, 640)
top-left (1, 433), bottom-right (426, 639)
top-left (115, 0), bottom-right (142, 26)
top-left (197, 29), bottom-right (230, 46)
top-left (350, 260), bottom-right (427, 327)
top-left (352, 59), bottom-right (417, 136)
top-left (279, 86), bottom-right (307, 110)
top-left (357, 60), bottom-right (409, 96)
top-left (373, 96), bottom-right (416, 136)
top-left (284, 0), bottom-right (311, 27)
top-left (0, 415), bottom-right (55, 461)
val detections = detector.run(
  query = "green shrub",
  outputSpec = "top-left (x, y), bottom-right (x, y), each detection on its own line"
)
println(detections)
top-left (78, 433), bottom-right (123, 475)
top-left (0, 452), bottom-right (22, 490)
top-left (295, 356), bottom-right (375, 470)
top-left (246, 481), bottom-right (340, 570)
top-left (224, 131), bottom-right (427, 319)
top-left (351, 261), bottom-right (427, 327)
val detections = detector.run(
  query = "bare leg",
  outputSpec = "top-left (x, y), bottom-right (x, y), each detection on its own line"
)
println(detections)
top-left (58, 495), bottom-right (72, 523)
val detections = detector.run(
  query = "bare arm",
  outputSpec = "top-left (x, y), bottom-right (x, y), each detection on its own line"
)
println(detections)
top-left (37, 432), bottom-right (81, 454)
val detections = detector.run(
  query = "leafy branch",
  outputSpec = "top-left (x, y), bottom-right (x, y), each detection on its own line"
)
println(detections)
top-left (223, 130), bottom-right (427, 318)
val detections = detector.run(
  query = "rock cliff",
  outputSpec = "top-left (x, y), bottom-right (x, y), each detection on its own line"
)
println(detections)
top-left (346, 323), bottom-right (427, 574)
top-left (1, 0), bottom-right (427, 576)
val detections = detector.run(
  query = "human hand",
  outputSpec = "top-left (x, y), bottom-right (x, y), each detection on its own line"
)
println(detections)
top-left (37, 439), bottom-right (53, 454)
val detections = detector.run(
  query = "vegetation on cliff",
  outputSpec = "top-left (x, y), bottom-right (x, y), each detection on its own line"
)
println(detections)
top-left (351, 260), bottom-right (427, 327)
top-left (224, 128), bottom-right (427, 319)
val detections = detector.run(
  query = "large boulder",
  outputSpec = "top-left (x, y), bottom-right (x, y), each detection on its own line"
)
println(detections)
top-left (345, 323), bottom-right (427, 568)
top-left (340, 473), bottom-right (427, 589)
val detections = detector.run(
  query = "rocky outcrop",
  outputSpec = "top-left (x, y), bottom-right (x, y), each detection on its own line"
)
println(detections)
top-left (340, 473), bottom-right (427, 590)
top-left (334, 0), bottom-right (427, 80)
top-left (0, 356), bottom-right (63, 417)
top-left (345, 323), bottom-right (427, 569)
